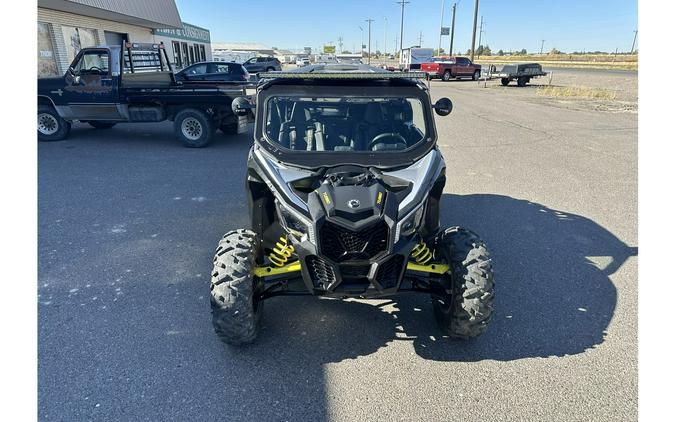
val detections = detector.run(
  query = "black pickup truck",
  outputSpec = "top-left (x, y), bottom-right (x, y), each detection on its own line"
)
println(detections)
top-left (38, 42), bottom-right (253, 147)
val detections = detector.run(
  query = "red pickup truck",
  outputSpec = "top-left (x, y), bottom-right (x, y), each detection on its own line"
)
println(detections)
top-left (421, 57), bottom-right (482, 81)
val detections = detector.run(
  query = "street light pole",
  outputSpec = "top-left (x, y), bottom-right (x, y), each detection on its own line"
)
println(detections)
top-left (366, 18), bottom-right (374, 64)
top-left (469, 0), bottom-right (479, 61)
top-left (449, 2), bottom-right (456, 55)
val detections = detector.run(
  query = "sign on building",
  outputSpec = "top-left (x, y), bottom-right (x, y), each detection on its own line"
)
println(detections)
top-left (323, 45), bottom-right (336, 54)
top-left (153, 23), bottom-right (210, 43)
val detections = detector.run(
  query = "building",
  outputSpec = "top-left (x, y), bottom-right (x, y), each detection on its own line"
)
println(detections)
top-left (152, 23), bottom-right (212, 69)
top-left (38, 0), bottom-right (211, 76)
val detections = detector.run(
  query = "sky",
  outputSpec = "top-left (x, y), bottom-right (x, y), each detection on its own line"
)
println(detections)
top-left (175, 0), bottom-right (638, 54)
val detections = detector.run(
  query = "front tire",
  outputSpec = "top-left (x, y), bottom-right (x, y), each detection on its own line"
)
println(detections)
top-left (432, 227), bottom-right (495, 338)
top-left (174, 108), bottom-right (214, 148)
top-left (210, 229), bottom-right (263, 345)
top-left (501, 78), bottom-right (510, 86)
top-left (38, 105), bottom-right (70, 142)
top-left (517, 76), bottom-right (527, 87)
top-left (472, 70), bottom-right (481, 81)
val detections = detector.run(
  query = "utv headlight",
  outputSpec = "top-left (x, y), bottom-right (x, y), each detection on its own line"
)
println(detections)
top-left (277, 202), bottom-right (315, 243)
top-left (395, 203), bottom-right (425, 243)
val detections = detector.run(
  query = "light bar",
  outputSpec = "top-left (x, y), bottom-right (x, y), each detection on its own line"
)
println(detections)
top-left (258, 71), bottom-right (428, 80)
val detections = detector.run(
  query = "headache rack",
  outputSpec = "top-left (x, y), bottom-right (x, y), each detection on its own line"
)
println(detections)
top-left (122, 41), bottom-right (174, 74)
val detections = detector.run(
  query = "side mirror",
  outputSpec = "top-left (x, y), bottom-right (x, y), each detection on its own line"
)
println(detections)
top-left (433, 97), bottom-right (453, 116)
top-left (232, 96), bottom-right (253, 116)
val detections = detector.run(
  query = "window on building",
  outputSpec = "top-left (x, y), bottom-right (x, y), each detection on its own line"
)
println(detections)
top-left (181, 42), bottom-right (189, 67)
top-left (172, 41), bottom-right (182, 68)
top-left (189, 45), bottom-right (195, 64)
top-left (38, 22), bottom-right (58, 76)
top-left (61, 26), bottom-right (98, 66)
top-left (200, 45), bottom-right (206, 61)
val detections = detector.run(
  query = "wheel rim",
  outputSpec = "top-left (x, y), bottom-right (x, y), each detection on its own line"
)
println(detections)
top-left (38, 113), bottom-right (59, 135)
top-left (181, 117), bottom-right (203, 141)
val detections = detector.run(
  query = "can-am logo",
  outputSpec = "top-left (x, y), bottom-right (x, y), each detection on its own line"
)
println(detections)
top-left (348, 199), bottom-right (360, 209)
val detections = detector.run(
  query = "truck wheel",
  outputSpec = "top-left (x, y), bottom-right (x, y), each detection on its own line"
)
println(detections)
top-left (517, 76), bottom-right (527, 87)
top-left (431, 227), bottom-right (495, 338)
top-left (500, 78), bottom-right (510, 86)
top-left (174, 108), bottom-right (214, 148)
top-left (38, 105), bottom-right (70, 142)
top-left (88, 121), bottom-right (116, 130)
top-left (210, 229), bottom-right (264, 345)
top-left (472, 70), bottom-right (481, 81)
top-left (442, 70), bottom-right (452, 81)
top-left (266, 67), bottom-right (275, 72)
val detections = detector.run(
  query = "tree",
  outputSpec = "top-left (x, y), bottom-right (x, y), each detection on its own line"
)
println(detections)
top-left (342, 50), bottom-right (351, 54)
top-left (549, 47), bottom-right (561, 55)
top-left (433, 48), bottom-right (445, 56)
top-left (497, 49), bottom-right (504, 56)
top-left (520, 48), bottom-right (527, 55)
top-left (466, 48), bottom-right (471, 55)
top-left (483, 45), bottom-right (492, 56)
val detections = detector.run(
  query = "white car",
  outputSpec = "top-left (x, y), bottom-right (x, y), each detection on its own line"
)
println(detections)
top-left (295, 57), bottom-right (311, 66)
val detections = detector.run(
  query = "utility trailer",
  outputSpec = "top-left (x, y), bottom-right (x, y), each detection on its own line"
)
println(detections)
top-left (489, 63), bottom-right (547, 87)
top-left (38, 42), bottom-right (254, 147)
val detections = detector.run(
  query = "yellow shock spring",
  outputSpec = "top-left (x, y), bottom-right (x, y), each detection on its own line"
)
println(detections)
top-left (269, 236), bottom-right (295, 267)
top-left (411, 241), bottom-right (432, 265)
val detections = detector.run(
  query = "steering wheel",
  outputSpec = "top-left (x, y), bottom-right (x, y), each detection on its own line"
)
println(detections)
top-left (368, 132), bottom-right (407, 150)
top-left (85, 66), bottom-right (103, 74)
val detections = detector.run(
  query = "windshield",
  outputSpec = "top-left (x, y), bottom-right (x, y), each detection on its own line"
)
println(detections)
top-left (264, 96), bottom-right (427, 152)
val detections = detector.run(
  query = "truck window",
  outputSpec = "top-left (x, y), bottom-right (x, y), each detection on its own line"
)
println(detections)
top-left (72, 50), bottom-right (109, 75)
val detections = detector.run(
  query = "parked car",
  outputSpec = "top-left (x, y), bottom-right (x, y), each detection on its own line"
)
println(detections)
top-left (295, 57), bottom-right (311, 66)
top-left (175, 61), bottom-right (250, 82)
top-left (37, 42), bottom-right (253, 147)
top-left (243, 56), bottom-right (282, 73)
top-left (421, 56), bottom-right (482, 81)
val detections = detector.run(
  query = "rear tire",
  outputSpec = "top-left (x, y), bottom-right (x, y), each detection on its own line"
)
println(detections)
top-left (501, 78), bottom-right (510, 86)
top-left (442, 70), bottom-right (452, 81)
top-left (38, 104), bottom-right (70, 142)
top-left (517, 76), bottom-right (527, 87)
top-left (174, 108), bottom-right (214, 148)
top-left (210, 229), bottom-right (264, 345)
top-left (88, 121), bottom-right (117, 130)
top-left (432, 227), bottom-right (495, 338)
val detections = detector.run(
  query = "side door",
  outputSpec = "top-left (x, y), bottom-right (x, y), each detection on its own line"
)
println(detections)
top-left (63, 48), bottom-right (123, 120)
top-left (205, 63), bottom-right (233, 81)
top-left (245, 57), bottom-right (261, 73)
top-left (182, 63), bottom-right (209, 81)
top-left (455, 57), bottom-right (470, 76)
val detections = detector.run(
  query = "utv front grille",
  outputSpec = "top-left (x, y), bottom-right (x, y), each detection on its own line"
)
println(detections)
top-left (319, 221), bottom-right (388, 262)
top-left (306, 255), bottom-right (336, 289)
top-left (376, 255), bottom-right (405, 289)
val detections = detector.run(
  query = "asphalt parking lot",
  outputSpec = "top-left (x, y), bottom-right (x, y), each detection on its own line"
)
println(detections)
top-left (38, 69), bottom-right (638, 421)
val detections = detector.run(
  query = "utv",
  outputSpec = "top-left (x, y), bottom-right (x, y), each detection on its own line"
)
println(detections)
top-left (210, 65), bottom-right (494, 345)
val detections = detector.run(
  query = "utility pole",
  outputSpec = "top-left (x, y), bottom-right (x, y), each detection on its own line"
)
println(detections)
top-left (397, 0), bottom-right (409, 61)
top-left (338, 36), bottom-right (344, 54)
top-left (418, 31), bottom-right (423, 47)
top-left (449, 2), bottom-right (457, 55)
top-left (469, 0), bottom-right (479, 61)
top-left (366, 18), bottom-right (374, 64)
top-left (438, 0), bottom-right (445, 54)
top-left (630, 29), bottom-right (638, 54)
top-left (540, 39), bottom-right (545, 54)
top-left (383, 17), bottom-right (388, 63)
top-left (358, 26), bottom-right (364, 56)
top-left (477, 15), bottom-right (484, 58)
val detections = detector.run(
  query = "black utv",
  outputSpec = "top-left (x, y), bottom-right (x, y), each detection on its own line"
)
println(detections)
top-left (210, 65), bottom-right (495, 345)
